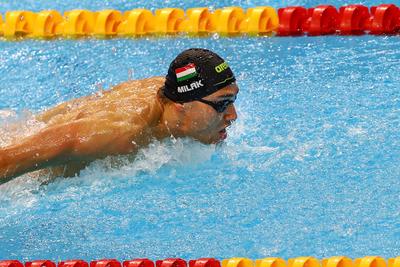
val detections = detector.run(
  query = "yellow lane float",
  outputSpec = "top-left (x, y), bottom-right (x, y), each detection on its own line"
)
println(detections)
top-left (288, 257), bottom-right (320, 267)
top-left (32, 10), bottom-right (63, 37)
top-left (117, 9), bottom-right (154, 36)
top-left (241, 6), bottom-right (279, 34)
top-left (354, 257), bottom-right (386, 267)
top-left (0, 14), bottom-right (3, 35)
top-left (214, 7), bottom-right (245, 34)
top-left (389, 257), bottom-right (400, 267)
top-left (94, 10), bottom-right (122, 36)
top-left (322, 256), bottom-right (353, 267)
top-left (222, 258), bottom-right (254, 267)
top-left (155, 8), bottom-right (185, 34)
top-left (3, 11), bottom-right (36, 37)
top-left (255, 258), bottom-right (286, 267)
top-left (184, 7), bottom-right (215, 33)
top-left (60, 10), bottom-right (95, 36)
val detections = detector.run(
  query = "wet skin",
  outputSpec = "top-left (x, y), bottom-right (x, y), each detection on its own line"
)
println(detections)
top-left (0, 77), bottom-right (239, 184)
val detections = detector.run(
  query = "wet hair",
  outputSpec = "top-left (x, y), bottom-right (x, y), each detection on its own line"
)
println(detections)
top-left (163, 48), bottom-right (236, 103)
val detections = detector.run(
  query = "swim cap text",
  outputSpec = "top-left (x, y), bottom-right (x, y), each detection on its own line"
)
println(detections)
top-left (215, 62), bottom-right (229, 73)
top-left (177, 80), bottom-right (204, 93)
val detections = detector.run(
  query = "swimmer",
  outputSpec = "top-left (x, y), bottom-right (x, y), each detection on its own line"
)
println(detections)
top-left (0, 48), bottom-right (239, 184)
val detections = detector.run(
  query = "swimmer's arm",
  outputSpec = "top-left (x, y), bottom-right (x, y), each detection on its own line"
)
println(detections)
top-left (36, 80), bottom-right (142, 123)
top-left (36, 95), bottom-right (93, 123)
top-left (0, 118), bottom-right (140, 184)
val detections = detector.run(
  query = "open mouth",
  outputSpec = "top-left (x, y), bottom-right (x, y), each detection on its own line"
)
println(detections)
top-left (218, 128), bottom-right (227, 140)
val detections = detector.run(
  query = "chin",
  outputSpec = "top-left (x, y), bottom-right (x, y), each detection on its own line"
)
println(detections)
top-left (207, 138), bottom-right (220, 145)
top-left (215, 139), bottom-right (226, 145)
top-left (211, 134), bottom-right (227, 144)
top-left (194, 136), bottom-right (218, 145)
top-left (193, 129), bottom-right (227, 144)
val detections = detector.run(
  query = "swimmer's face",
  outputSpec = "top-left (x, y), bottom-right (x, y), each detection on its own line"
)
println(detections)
top-left (180, 83), bottom-right (239, 144)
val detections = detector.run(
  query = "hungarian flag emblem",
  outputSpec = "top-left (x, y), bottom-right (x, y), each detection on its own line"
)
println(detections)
top-left (175, 63), bottom-right (197, 82)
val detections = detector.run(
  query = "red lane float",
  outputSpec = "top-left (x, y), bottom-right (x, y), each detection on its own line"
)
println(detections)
top-left (189, 259), bottom-right (220, 267)
top-left (59, 260), bottom-right (88, 267)
top-left (0, 261), bottom-right (24, 267)
top-left (123, 259), bottom-right (154, 267)
top-left (338, 5), bottom-right (370, 34)
top-left (277, 4), bottom-right (400, 36)
top-left (367, 4), bottom-right (400, 34)
top-left (304, 5), bottom-right (339, 35)
top-left (156, 259), bottom-right (186, 267)
top-left (90, 260), bottom-right (121, 267)
top-left (0, 259), bottom-right (221, 267)
top-left (277, 6), bottom-right (308, 36)
top-left (25, 261), bottom-right (56, 267)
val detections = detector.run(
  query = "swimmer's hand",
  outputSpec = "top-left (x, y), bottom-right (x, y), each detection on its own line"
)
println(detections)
top-left (0, 117), bottom-right (140, 184)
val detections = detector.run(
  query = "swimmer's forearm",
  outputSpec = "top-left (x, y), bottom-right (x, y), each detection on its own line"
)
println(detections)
top-left (0, 151), bottom-right (14, 184)
top-left (0, 132), bottom-right (72, 184)
top-left (0, 118), bottom-right (137, 183)
top-left (0, 119), bottom-right (109, 183)
top-left (0, 148), bottom-right (43, 184)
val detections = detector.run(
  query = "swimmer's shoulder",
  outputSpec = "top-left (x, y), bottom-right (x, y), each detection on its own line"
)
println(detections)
top-left (112, 76), bottom-right (165, 92)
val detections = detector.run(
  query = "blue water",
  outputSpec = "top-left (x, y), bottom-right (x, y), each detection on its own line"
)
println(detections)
top-left (1, 0), bottom-right (400, 262)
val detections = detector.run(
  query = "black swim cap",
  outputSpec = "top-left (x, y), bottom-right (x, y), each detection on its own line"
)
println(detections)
top-left (163, 48), bottom-right (236, 103)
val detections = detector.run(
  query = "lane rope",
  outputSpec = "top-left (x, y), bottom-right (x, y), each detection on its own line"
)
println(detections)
top-left (0, 4), bottom-right (399, 38)
top-left (0, 256), bottom-right (396, 267)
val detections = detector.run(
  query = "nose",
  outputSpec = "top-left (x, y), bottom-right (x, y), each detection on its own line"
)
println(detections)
top-left (224, 103), bottom-right (237, 122)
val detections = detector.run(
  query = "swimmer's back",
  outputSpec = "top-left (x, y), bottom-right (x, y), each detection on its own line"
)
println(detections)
top-left (37, 76), bottom-right (165, 127)
top-left (21, 76), bottom-right (166, 180)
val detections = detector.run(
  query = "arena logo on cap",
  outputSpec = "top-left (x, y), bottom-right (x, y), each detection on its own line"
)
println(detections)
top-left (177, 80), bottom-right (204, 93)
top-left (175, 63), bottom-right (197, 82)
top-left (215, 61), bottom-right (229, 73)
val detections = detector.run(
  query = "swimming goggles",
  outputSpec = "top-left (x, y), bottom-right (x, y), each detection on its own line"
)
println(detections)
top-left (197, 95), bottom-right (237, 113)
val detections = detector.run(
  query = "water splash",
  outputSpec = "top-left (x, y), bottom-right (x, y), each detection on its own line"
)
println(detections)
top-left (0, 109), bottom-right (46, 147)
top-left (0, 137), bottom-right (216, 208)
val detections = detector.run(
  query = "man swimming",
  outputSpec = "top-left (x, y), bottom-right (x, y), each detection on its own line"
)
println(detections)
top-left (0, 48), bottom-right (239, 184)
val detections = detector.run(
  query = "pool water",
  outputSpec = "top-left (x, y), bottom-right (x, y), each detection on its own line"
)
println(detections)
top-left (1, 0), bottom-right (400, 262)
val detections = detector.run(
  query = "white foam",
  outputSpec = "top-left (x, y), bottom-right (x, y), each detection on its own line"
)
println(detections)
top-left (0, 137), bottom-right (216, 206)
top-left (0, 109), bottom-right (46, 147)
